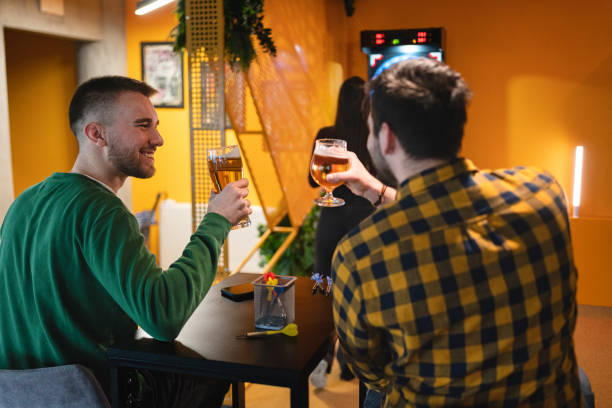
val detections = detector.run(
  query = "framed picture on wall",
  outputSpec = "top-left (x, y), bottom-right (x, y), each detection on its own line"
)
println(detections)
top-left (141, 42), bottom-right (183, 108)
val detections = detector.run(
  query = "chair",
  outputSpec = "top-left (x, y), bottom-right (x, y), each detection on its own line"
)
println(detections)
top-left (0, 364), bottom-right (110, 408)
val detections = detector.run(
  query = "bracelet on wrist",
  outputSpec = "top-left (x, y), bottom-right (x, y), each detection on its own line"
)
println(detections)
top-left (373, 184), bottom-right (387, 207)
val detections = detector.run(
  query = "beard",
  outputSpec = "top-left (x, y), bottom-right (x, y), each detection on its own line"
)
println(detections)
top-left (368, 136), bottom-right (398, 188)
top-left (107, 141), bottom-right (155, 179)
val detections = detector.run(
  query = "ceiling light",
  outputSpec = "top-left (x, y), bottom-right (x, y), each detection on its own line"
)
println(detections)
top-left (135, 0), bottom-right (175, 16)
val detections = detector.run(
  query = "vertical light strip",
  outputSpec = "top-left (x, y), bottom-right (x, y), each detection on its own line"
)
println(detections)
top-left (135, 0), bottom-right (175, 15)
top-left (572, 145), bottom-right (584, 218)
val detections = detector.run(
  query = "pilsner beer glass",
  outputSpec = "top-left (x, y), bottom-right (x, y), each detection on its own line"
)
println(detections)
top-left (310, 138), bottom-right (350, 207)
top-left (206, 145), bottom-right (251, 229)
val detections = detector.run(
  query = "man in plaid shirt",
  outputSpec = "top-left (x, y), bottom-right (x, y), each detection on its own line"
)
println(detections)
top-left (326, 59), bottom-right (582, 407)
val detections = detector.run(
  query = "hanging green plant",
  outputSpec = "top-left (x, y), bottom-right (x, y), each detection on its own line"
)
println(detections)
top-left (169, 0), bottom-right (277, 71)
top-left (169, 0), bottom-right (186, 53)
top-left (224, 0), bottom-right (277, 70)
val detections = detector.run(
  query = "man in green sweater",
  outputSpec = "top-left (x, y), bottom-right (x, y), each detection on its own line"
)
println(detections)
top-left (0, 76), bottom-right (252, 406)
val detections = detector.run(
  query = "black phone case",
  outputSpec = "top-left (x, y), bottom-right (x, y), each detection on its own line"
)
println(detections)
top-left (220, 286), bottom-right (254, 302)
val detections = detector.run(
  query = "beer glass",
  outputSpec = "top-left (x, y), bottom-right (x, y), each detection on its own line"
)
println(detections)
top-left (207, 145), bottom-right (251, 229)
top-left (310, 138), bottom-right (350, 207)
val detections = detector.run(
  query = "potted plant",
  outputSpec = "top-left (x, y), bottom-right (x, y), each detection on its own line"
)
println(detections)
top-left (257, 206), bottom-right (320, 277)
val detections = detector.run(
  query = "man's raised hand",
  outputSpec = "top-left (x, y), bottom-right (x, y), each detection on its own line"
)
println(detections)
top-left (207, 179), bottom-right (252, 226)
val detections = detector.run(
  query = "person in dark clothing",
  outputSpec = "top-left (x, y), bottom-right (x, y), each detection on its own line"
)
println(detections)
top-left (309, 77), bottom-right (377, 278)
top-left (308, 77), bottom-right (377, 387)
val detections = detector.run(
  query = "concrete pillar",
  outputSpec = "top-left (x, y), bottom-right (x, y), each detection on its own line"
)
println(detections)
top-left (0, 0), bottom-right (131, 221)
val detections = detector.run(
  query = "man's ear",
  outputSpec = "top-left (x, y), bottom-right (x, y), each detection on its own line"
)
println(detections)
top-left (378, 122), bottom-right (398, 155)
top-left (83, 122), bottom-right (107, 147)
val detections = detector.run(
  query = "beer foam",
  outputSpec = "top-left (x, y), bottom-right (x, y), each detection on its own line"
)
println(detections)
top-left (315, 144), bottom-right (347, 158)
top-left (225, 146), bottom-right (241, 159)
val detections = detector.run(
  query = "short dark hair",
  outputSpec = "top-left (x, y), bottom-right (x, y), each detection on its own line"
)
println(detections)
top-left (68, 76), bottom-right (157, 140)
top-left (367, 58), bottom-right (472, 160)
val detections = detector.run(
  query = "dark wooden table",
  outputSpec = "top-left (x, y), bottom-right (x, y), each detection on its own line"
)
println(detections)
top-left (107, 273), bottom-right (335, 408)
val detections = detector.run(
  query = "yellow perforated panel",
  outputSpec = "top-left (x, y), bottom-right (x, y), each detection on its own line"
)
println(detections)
top-left (186, 0), bottom-right (227, 270)
top-left (188, 0), bottom-right (346, 272)
top-left (231, 1), bottom-right (344, 227)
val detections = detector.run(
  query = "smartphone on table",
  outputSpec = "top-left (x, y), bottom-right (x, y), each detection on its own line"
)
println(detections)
top-left (220, 282), bottom-right (254, 301)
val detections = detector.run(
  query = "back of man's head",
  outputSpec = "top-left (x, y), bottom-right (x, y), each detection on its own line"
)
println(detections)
top-left (68, 76), bottom-right (157, 143)
top-left (367, 58), bottom-right (472, 160)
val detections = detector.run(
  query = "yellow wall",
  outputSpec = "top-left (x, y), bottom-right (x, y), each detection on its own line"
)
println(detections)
top-left (126, 0), bottom-right (261, 212)
top-left (126, 0), bottom-right (261, 257)
top-left (126, 1), bottom-right (191, 209)
top-left (126, 1), bottom-right (190, 259)
top-left (5, 28), bottom-right (78, 196)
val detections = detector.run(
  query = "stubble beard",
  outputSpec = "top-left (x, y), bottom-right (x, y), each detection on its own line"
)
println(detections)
top-left (368, 136), bottom-right (398, 188)
top-left (107, 142), bottom-right (155, 179)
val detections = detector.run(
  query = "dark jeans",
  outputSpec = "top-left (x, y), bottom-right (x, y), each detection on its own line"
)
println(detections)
top-left (123, 368), bottom-right (230, 408)
top-left (322, 339), bottom-right (355, 380)
top-left (579, 366), bottom-right (595, 408)
top-left (363, 389), bottom-right (383, 408)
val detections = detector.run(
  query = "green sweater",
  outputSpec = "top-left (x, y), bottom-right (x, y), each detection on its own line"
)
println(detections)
top-left (0, 173), bottom-right (230, 390)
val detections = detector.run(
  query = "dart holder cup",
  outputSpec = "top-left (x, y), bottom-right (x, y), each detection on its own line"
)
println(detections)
top-left (253, 275), bottom-right (297, 330)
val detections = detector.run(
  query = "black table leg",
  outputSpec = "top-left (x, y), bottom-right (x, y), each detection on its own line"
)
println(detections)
top-left (359, 380), bottom-right (366, 407)
top-left (290, 377), bottom-right (309, 408)
top-left (231, 381), bottom-right (245, 408)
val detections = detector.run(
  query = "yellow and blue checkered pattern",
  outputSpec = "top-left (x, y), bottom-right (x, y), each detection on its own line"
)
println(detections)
top-left (332, 158), bottom-right (582, 407)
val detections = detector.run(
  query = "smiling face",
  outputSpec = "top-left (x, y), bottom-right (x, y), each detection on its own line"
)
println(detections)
top-left (104, 91), bottom-right (163, 179)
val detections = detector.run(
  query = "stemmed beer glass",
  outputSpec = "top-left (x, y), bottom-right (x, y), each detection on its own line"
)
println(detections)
top-left (310, 139), bottom-right (350, 207)
top-left (207, 145), bottom-right (251, 229)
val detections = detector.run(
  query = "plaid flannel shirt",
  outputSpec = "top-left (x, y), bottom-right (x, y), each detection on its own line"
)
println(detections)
top-left (332, 158), bottom-right (582, 407)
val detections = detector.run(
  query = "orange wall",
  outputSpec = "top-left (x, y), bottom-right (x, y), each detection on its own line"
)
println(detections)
top-left (346, 0), bottom-right (612, 219)
top-left (5, 28), bottom-right (78, 196)
top-left (344, 0), bottom-right (612, 306)
top-left (570, 218), bottom-right (612, 307)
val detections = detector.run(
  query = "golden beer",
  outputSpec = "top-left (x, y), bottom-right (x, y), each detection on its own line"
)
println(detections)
top-left (207, 157), bottom-right (243, 193)
top-left (310, 138), bottom-right (350, 207)
top-left (310, 154), bottom-right (350, 189)
top-left (206, 145), bottom-right (251, 229)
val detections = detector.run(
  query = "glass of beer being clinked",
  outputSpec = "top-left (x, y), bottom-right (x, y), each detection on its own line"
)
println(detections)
top-left (207, 145), bottom-right (251, 229)
top-left (310, 138), bottom-right (351, 207)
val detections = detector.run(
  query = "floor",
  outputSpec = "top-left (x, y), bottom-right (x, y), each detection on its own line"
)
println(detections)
top-left (224, 358), bottom-right (360, 408)
top-left (231, 305), bottom-right (611, 408)
top-left (574, 305), bottom-right (612, 408)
